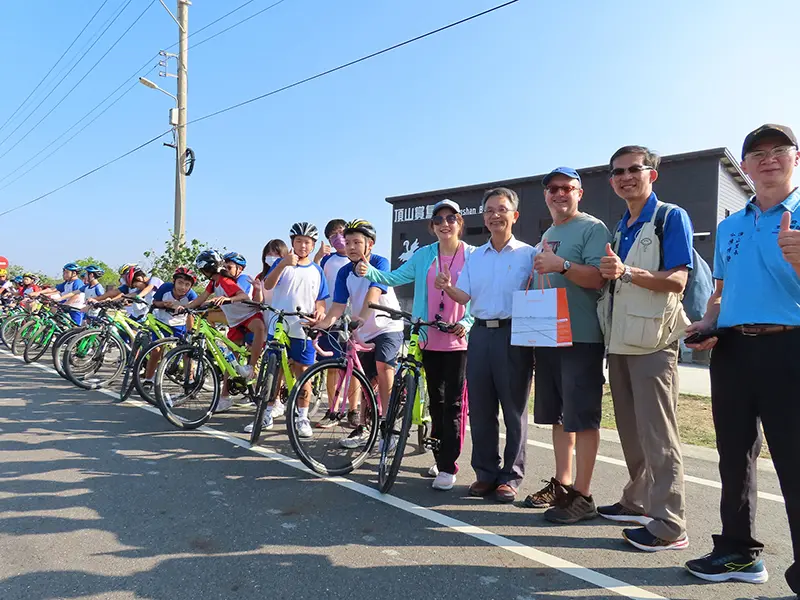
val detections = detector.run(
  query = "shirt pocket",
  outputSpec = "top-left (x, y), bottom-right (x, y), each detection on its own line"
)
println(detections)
top-left (622, 304), bottom-right (666, 349)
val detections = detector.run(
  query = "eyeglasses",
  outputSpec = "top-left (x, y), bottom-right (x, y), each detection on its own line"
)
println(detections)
top-left (545, 184), bottom-right (580, 195)
top-left (432, 214), bottom-right (458, 226)
top-left (745, 145), bottom-right (797, 162)
top-left (609, 165), bottom-right (654, 178)
top-left (483, 207), bottom-right (513, 217)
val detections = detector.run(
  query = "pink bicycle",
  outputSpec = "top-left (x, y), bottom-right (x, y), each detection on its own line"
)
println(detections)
top-left (284, 316), bottom-right (380, 476)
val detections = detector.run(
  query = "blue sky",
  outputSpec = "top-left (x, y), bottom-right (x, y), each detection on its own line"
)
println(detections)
top-left (0, 0), bottom-right (798, 276)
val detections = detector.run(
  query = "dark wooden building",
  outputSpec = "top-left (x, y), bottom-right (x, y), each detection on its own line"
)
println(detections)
top-left (385, 147), bottom-right (753, 310)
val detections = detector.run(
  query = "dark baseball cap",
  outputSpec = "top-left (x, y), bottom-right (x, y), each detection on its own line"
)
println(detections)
top-left (542, 166), bottom-right (581, 186)
top-left (742, 124), bottom-right (798, 159)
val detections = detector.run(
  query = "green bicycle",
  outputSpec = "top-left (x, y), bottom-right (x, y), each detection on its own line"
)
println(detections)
top-left (13, 299), bottom-right (80, 364)
top-left (369, 303), bottom-right (451, 494)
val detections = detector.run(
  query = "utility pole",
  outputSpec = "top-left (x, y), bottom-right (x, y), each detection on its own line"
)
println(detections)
top-left (174, 0), bottom-right (189, 251)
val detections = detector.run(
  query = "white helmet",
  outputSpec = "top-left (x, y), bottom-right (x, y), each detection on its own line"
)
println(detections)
top-left (289, 222), bottom-right (319, 241)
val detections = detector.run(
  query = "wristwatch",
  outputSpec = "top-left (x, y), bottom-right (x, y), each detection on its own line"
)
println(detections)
top-left (559, 260), bottom-right (571, 275)
top-left (620, 265), bottom-right (633, 284)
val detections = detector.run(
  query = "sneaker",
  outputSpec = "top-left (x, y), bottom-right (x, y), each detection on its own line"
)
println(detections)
top-left (316, 410), bottom-right (340, 429)
top-left (214, 396), bottom-right (234, 413)
top-left (425, 465), bottom-right (439, 478)
top-left (233, 395), bottom-right (251, 405)
top-left (432, 471), bottom-right (456, 491)
top-left (236, 364), bottom-right (254, 380)
top-left (244, 413), bottom-right (273, 433)
top-left (597, 502), bottom-right (653, 525)
top-left (544, 489), bottom-right (598, 524)
top-left (271, 401), bottom-right (285, 419)
top-left (523, 478), bottom-right (568, 509)
top-left (622, 527), bottom-right (689, 552)
top-left (296, 418), bottom-right (313, 439)
top-left (346, 409), bottom-right (360, 428)
top-left (339, 425), bottom-right (370, 449)
top-left (685, 551), bottom-right (769, 584)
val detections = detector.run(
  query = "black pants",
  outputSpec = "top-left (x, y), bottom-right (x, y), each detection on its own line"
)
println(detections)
top-left (466, 325), bottom-right (533, 489)
top-left (422, 350), bottom-right (467, 475)
top-left (710, 329), bottom-right (800, 593)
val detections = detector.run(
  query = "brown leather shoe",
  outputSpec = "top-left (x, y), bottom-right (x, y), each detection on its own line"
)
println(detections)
top-left (494, 484), bottom-right (517, 503)
top-left (468, 481), bottom-right (497, 497)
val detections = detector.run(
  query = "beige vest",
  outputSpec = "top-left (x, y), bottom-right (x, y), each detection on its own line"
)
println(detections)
top-left (597, 204), bottom-right (690, 355)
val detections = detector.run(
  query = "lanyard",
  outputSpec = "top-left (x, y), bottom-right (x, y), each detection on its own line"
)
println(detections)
top-left (436, 243), bottom-right (461, 314)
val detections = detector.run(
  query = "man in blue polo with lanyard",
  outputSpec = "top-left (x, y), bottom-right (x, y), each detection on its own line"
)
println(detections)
top-left (684, 124), bottom-right (800, 598)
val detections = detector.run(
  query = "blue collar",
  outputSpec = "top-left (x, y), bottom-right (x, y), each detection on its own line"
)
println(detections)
top-left (745, 188), bottom-right (800, 215)
top-left (620, 192), bottom-right (658, 230)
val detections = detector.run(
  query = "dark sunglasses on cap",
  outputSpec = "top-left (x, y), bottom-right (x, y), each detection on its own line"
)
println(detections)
top-left (432, 214), bottom-right (458, 226)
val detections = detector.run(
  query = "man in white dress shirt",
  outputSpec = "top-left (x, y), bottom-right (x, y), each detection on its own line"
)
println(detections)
top-left (436, 187), bottom-right (537, 503)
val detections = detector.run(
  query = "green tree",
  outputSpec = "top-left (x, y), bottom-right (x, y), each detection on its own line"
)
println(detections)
top-left (143, 231), bottom-right (224, 282)
top-left (7, 264), bottom-right (58, 287)
top-left (74, 257), bottom-right (118, 289)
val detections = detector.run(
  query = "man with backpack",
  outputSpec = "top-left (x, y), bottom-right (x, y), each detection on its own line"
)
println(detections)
top-left (596, 145), bottom-right (694, 553)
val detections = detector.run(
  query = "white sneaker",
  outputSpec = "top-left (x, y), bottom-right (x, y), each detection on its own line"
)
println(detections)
top-left (428, 465), bottom-right (439, 477)
top-left (233, 395), bottom-right (251, 405)
top-left (271, 401), bottom-right (285, 419)
top-left (214, 396), bottom-right (234, 413)
top-left (236, 364), bottom-right (254, 380)
top-left (296, 418), bottom-right (313, 439)
top-left (339, 425), bottom-right (370, 449)
top-left (432, 471), bottom-right (456, 491)
top-left (244, 413), bottom-right (273, 433)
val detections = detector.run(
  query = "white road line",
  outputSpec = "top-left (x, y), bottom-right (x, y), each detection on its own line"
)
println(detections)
top-left (1, 350), bottom-right (666, 600)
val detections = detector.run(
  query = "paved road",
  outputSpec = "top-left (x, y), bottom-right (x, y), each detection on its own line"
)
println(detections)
top-left (0, 350), bottom-right (794, 600)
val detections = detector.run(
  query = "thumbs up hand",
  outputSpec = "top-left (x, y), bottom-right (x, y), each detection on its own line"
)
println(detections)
top-left (778, 211), bottom-right (800, 272)
top-left (599, 242), bottom-right (625, 280)
top-left (435, 261), bottom-right (452, 290)
top-left (534, 240), bottom-right (566, 274)
top-left (283, 250), bottom-right (299, 268)
top-left (355, 259), bottom-right (369, 277)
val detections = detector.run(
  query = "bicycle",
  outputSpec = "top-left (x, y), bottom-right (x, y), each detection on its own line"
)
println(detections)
top-left (51, 301), bottom-right (124, 379)
top-left (18, 300), bottom-right (80, 364)
top-left (368, 303), bottom-right (453, 494)
top-left (285, 316), bottom-right (380, 476)
top-left (154, 305), bottom-right (253, 430)
top-left (118, 309), bottom-right (174, 401)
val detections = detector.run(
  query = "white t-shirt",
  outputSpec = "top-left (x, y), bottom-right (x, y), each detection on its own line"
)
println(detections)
top-left (205, 276), bottom-right (258, 327)
top-left (56, 279), bottom-right (86, 309)
top-left (84, 283), bottom-right (105, 317)
top-left (152, 282), bottom-right (198, 327)
top-left (333, 253), bottom-right (404, 342)
top-left (268, 261), bottom-right (329, 339)
top-left (320, 253), bottom-right (350, 310)
top-left (120, 277), bottom-right (164, 319)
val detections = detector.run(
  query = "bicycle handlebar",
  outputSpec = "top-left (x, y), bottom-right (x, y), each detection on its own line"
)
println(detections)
top-left (242, 300), bottom-right (314, 319)
top-left (367, 303), bottom-right (454, 332)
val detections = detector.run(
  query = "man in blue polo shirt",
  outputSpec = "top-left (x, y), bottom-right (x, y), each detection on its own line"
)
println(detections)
top-left (684, 124), bottom-right (800, 598)
top-left (596, 145), bottom-right (694, 552)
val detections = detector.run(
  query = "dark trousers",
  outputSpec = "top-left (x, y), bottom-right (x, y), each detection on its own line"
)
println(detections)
top-left (466, 324), bottom-right (533, 489)
top-left (422, 350), bottom-right (467, 475)
top-left (710, 329), bottom-right (800, 593)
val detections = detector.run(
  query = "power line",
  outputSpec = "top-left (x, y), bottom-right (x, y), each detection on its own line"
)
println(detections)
top-left (0, 0), bottom-right (519, 218)
top-left (0, 0), bottom-right (290, 190)
top-left (0, 0), bottom-right (156, 163)
top-left (190, 0), bottom-right (520, 126)
top-left (0, 0), bottom-right (135, 152)
top-left (0, 0), bottom-right (112, 137)
top-left (0, 130), bottom-right (170, 218)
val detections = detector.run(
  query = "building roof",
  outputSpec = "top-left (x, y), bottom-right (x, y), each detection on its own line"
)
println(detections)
top-left (385, 147), bottom-right (754, 204)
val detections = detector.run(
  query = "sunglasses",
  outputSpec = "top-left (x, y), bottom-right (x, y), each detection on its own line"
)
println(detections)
top-left (545, 184), bottom-right (580, 195)
top-left (432, 214), bottom-right (459, 226)
top-left (610, 165), bottom-right (654, 177)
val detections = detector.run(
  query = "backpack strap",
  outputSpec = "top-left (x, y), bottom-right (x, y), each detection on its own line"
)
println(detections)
top-left (653, 202), bottom-right (676, 271)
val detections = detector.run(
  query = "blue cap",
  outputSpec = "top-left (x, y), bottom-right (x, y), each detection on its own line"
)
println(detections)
top-left (542, 167), bottom-right (581, 186)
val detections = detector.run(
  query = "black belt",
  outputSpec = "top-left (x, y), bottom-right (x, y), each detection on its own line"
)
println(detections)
top-left (474, 318), bottom-right (511, 329)
top-left (731, 324), bottom-right (800, 336)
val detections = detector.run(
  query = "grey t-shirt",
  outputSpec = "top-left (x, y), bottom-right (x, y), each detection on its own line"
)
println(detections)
top-left (539, 213), bottom-right (611, 344)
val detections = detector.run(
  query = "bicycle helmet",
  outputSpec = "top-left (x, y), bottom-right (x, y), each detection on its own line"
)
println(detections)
top-left (344, 219), bottom-right (377, 242)
top-left (120, 265), bottom-right (141, 287)
top-left (14, 276), bottom-right (23, 284)
top-left (195, 249), bottom-right (225, 274)
top-left (63, 262), bottom-right (81, 273)
top-left (289, 222), bottom-right (319, 241)
top-left (173, 266), bottom-right (197, 285)
top-left (118, 263), bottom-right (138, 276)
top-left (223, 251), bottom-right (247, 267)
top-left (22, 272), bottom-right (36, 280)
top-left (0, 268), bottom-right (6, 277)
top-left (84, 265), bottom-right (105, 277)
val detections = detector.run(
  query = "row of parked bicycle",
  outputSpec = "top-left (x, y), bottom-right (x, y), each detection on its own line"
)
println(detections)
top-left (0, 294), bottom-right (442, 494)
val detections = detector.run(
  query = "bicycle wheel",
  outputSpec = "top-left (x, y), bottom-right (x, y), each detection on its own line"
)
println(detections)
top-left (133, 337), bottom-right (180, 405)
top-left (119, 331), bottom-right (150, 401)
top-left (155, 345), bottom-right (220, 430)
top-left (64, 329), bottom-right (127, 390)
top-left (286, 359), bottom-right (379, 476)
top-left (11, 319), bottom-right (36, 356)
top-left (52, 328), bottom-right (85, 378)
top-left (250, 352), bottom-right (278, 445)
top-left (24, 321), bottom-right (57, 363)
top-left (378, 371), bottom-right (416, 494)
top-left (416, 371), bottom-right (431, 453)
top-left (0, 314), bottom-right (25, 348)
